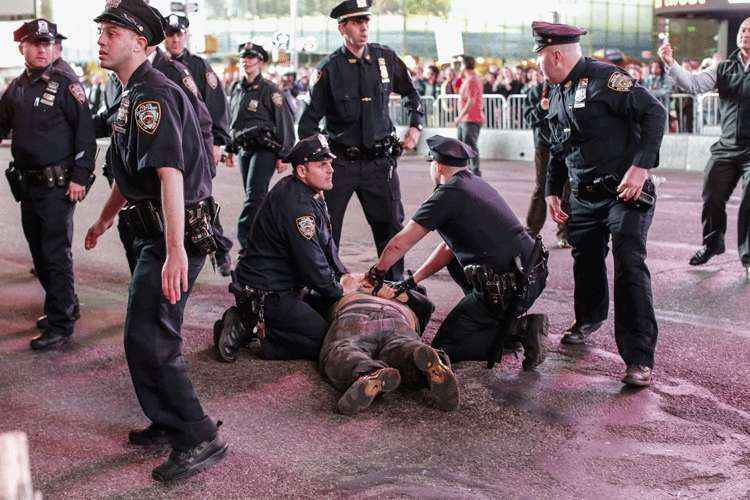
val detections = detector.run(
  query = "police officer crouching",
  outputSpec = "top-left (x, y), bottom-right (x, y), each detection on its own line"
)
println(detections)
top-left (215, 135), bottom-right (360, 362)
top-left (84, 0), bottom-right (225, 481)
top-left (534, 21), bottom-right (666, 387)
top-left (1, 19), bottom-right (96, 350)
top-left (366, 136), bottom-right (549, 370)
top-left (224, 42), bottom-right (295, 251)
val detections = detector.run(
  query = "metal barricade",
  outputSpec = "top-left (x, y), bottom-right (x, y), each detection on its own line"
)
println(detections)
top-left (667, 94), bottom-right (696, 134)
top-left (698, 92), bottom-right (720, 135)
top-left (483, 95), bottom-right (506, 129)
top-left (505, 94), bottom-right (530, 130)
top-left (388, 95), bottom-right (438, 127)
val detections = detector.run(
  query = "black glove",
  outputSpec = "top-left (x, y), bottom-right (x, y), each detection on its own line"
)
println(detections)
top-left (366, 265), bottom-right (387, 295)
top-left (392, 270), bottom-right (421, 296)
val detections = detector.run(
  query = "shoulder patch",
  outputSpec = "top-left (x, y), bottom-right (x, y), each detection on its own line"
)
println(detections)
top-left (296, 215), bottom-right (316, 240)
top-left (68, 83), bottom-right (86, 104)
top-left (272, 92), bottom-right (283, 108)
top-left (607, 72), bottom-right (634, 92)
top-left (134, 100), bottom-right (162, 135)
top-left (206, 71), bottom-right (218, 90)
top-left (182, 75), bottom-right (199, 97)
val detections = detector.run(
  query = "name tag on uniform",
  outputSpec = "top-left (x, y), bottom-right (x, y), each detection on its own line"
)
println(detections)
top-left (247, 99), bottom-right (259, 112)
top-left (573, 78), bottom-right (588, 109)
top-left (378, 57), bottom-right (390, 84)
top-left (114, 96), bottom-right (130, 133)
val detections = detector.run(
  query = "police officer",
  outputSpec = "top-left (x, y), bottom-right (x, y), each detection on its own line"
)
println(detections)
top-left (535, 21), bottom-right (666, 387)
top-left (214, 135), bottom-right (360, 362)
top-left (163, 13), bottom-right (234, 274)
top-left (0, 19), bottom-right (95, 350)
top-left (224, 42), bottom-right (295, 251)
top-left (659, 22), bottom-right (750, 273)
top-left (366, 136), bottom-right (549, 370)
top-left (298, 0), bottom-right (424, 281)
top-left (524, 77), bottom-right (570, 247)
top-left (84, 0), bottom-right (225, 481)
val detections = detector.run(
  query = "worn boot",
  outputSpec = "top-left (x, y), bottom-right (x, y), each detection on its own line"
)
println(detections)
top-left (518, 313), bottom-right (549, 371)
top-left (337, 368), bottom-right (401, 416)
top-left (622, 365), bottom-right (652, 387)
top-left (560, 320), bottom-right (604, 345)
top-left (689, 244), bottom-right (725, 266)
top-left (413, 345), bottom-right (460, 411)
top-left (151, 435), bottom-right (228, 482)
top-left (214, 306), bottom-right (255, 363)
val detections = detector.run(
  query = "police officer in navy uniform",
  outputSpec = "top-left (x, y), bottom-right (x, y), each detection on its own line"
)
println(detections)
top-left (0, 19), bottom-right (95, 350)
top-left (224, 42), bottom-right (295, 251)
top-left (214, 135), bottom-right (360, 362)
top-left (534, 22), bottom-right (667, 387)
top-left (366, 136), bottom-right (549, 370)
top-left (84, 0), bottom-right (226, 481)
top-left (298, 0), bottom-right (424, 281)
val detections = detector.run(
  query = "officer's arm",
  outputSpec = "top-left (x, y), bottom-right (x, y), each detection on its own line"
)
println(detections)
top-left (298, 68), bottom-right (330, 139)
top-left (0, 85), bottom-right (13, 138)
top-left (412, 242), bottom-right (455, 283)
top-left (524, 85), bottom-right (546, 128)
top-left (203, 65), bottom-right (232, 146)
top-left (158, 167), bottom-right (189, 305)
top-left (665, 61), bottom-right (717, 95)
top-left (61, 81), bottom-right (97, 184)
top-left (604, 76), bottom-right (667, 169)
top-left (545, 149), bottom-right (567, 198)
top-left (392, 54), bottom-right (424, 129)
top-left (374, 220), bottom-right (430, 274)
top-left (271, 89), bottom-right (296, 158)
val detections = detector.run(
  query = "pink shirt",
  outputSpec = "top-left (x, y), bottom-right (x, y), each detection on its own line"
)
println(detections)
top-left (458, 73), bottom-right (484, 124)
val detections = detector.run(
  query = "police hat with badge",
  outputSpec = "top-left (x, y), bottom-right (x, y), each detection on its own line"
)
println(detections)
top-left (330, 0), bottom-right (372, 22)
top-left (531, 21), bottom-right (587, 53)
top-left (94, 0), bottom-right (166, 47)
top-left (426, 135), bottom-right (477, 168)
top-left (13, 19), bottom-right (57, 43)
top-left (285, 135), bottom-right (337, 170)
top-left (238, 42), bottom-right (269, 63)
top-left (164, 13), bottom-right (189, 35)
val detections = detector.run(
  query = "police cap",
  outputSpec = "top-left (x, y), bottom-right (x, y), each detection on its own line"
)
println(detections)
top-left (285, 135), bottom-right (336, 168)
top-left (330, 0), bottom-right (372, 22)
top-left (238, 42), bottom-right (269, 62)
top-left (94, 0), bottom-right (166, 47)
top-left (13, 19), bottom-right (57, 43)
top-left (55, 32), bottom-right (68, 42)
top-left (426, 135), bottom-right (477, 168)
top-left (531, 21), bottom-right (587, 53)
top-left (165, 13), bottom-right (189, 34)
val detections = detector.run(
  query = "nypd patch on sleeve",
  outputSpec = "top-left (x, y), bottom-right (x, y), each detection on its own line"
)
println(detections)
top-left (607, 72), bottom-right (634, 92)
top-left (134, 100), bottom-right (162, 135)
top-left (68, 83), bottom-right (86, 104)
top-left (296, 215), bottom-right (316, 240)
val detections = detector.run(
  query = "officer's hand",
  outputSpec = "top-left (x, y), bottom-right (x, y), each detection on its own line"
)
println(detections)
top-left (276, 160), bottom-right (289, 174)
top-left (546, 195), bottom-right (569, 224)
top-left (163, 247), bottom-right (189, 305)
top-left (67, 182), bottom-right (87, 202)
top-left (402, 126), bottom-right (421, 151)
top-left (618, 166), bottom-right (649, 202)
top-left (212, 145), bottom-right (222, 166)
top-left (84, 218), bottom-right (114, 250)
top-left (658, 42), bottom-right (675, 67)
top-left (225, 153), bottom-right (235, 168)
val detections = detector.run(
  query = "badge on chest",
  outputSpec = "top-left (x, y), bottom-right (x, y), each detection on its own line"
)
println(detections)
top-left (114, 96), bottom-right (130, 134)
top-left (573, 78), bottom-right (588, 109)
top-left (247, 99), bottom-right (259, 112)
top-left (378, 57), bottom-right (390, 84)
top-left (38, 80), bottom-right (59, 107)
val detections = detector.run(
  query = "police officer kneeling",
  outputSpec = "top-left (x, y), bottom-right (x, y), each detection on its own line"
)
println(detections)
top-left (84, 0), bottom-right (225, 482)
top-left (215, 135), bottom-right (360, 362)
top-left (366, 136), bottom-right (549, 370)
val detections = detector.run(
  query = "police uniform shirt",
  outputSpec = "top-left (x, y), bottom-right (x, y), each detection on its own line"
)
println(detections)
top-left (298, 43), bottom-right (423, 147)
top-left (228, 73), bottom-right (295, 157)
top-left (545, 57), bottom-right (666, 197)
top-left (172, 49), bottom-right (231, 146)
top-left (109, 60), bottom-right (211, 205)
top-left (411, 170), bottom-right (532, 272)
top-left (238, 176), bottom-right (346, 299)
top-left (0, 64), bottom-right (95, 184)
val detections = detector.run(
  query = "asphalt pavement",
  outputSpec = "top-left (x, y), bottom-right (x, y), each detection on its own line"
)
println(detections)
top-left (1, 147), bottom-right (749, 499)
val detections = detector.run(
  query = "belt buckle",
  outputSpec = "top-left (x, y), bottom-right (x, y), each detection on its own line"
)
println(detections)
top-left (346, 146), bottom-right (360, 159)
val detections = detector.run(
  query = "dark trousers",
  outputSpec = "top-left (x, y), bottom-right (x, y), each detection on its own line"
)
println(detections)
top-left (700, 154), bottom-right (750, 263)
top-left (213, 212), bottom-right (233, 264)
top-left (259, 291), bottom-right (330, 360)
top-left (526, 143), bottom-right (569, 239)
top-left (320, 307), bottom-right (425, 391)
top-left (328, 157), bottom-right (405, 281)
top-left (567, 195), bottom-right (658, 368)
top-left (125, 238), bottom-right (216, 449)
top-left (20, 185), bottom-right (77, 337)
top-left (238, 148), bottom-right (276, 250)
top-left (118, 216), bottom-right (138, 274)
top-left (431, 291), bottom-right (502, 362)
top-left (457, 121), bottom-right (481, 175)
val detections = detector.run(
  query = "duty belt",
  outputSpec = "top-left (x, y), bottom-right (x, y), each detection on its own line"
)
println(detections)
top-left (572, 182), bottom-right (610, 202)
top-left (330, 137), bottom-right (401, 161)
top-left (23, 165), bottom-right (71, 188)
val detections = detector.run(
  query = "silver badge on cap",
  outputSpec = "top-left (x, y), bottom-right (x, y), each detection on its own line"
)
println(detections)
top-left (357, 0), bottom-right (367, 7)
top-left (169, 15), bottom-right (179, 27)
top-left (318, 134), bottom-right (328, 149)
top-left (105, 0), bottom-right (122, 8)
top-left (38, 20), bottom-right (49, 34)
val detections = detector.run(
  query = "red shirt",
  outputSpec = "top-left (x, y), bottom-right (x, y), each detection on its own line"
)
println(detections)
top-left (458, 73), bottom-right (484, 124)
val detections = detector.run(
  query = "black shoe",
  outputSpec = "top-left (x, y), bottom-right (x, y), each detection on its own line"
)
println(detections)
top-left (217, 255), bottom-right (233, 277)
top-left (622, 365), bottom-right (652, 387)
top-left (214, 306), bottom-right (255, 363)
top-left (413, 345), bottom-right (460, 411)
top-left (151, 436), bottom-right (228, 482)
top-left (128, 424), bottom-right (171, 447)
top-left (560, 320), bottom-right (604, 345)
top-left (30, 331), bottom-right (70, 351)
top-left (518, 314), bottom-right (549, 371)
top-left (337, 368), bottom-right (401, 415)
top-left (689, 244), bottom-right (725, 266)
top-left (37, 296), bottom-right (81, 330)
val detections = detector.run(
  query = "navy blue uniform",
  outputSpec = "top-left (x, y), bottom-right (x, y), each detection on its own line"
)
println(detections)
top-left (234, 175), bottom-right (347, 359)
top-left (0, 64), bottom-right (95, 341)
top-left (108, 60), bottom-right (216, 449)
top-left (228, 74), bottom-right (295, 249)
top-left (546, 57), bottom-right (666, 369)
top-left (298, 43), bottom-right (423, 281)
top-left (410, 170), bottom-right (537, 361)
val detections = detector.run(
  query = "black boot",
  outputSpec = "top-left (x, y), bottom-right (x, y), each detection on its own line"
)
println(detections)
top-left (689, 244), bottom-right (725, 266)
top-left (560, 320), bottom-right (604, 345)
top-left (30, 331), bottom-right (70, 351)
top-left (128, 424), bottom-right (170, 447)
top-left (213, 306), bottom-right (256, 363)
top-left (518, 314), bottom-right (549, 371)
top-left (151, 435), bottom-right (228, 482)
